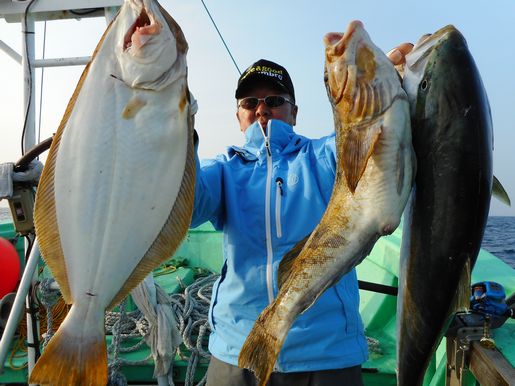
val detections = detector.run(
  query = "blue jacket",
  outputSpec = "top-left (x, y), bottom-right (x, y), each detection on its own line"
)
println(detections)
top-left (191, 119), bottom-right (368, 372)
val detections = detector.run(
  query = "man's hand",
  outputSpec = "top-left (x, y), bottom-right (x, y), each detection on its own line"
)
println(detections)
top-left (387, 43), bottom-right (414, 66)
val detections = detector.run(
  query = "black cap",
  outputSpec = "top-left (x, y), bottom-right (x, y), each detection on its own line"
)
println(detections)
top-left (235, 59), bottom-right (295, 102)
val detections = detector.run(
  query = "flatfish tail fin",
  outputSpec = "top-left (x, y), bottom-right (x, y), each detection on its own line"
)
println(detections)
top-left (238, 303), bottom-right (284, 386)
top-left (29, 316), bottom-right (107, 385)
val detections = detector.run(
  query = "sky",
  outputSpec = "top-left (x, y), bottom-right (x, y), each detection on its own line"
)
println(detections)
top-left (0, 0), bottom-right (514, 216)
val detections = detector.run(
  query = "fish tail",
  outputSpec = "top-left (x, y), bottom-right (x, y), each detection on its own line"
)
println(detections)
top-left (29, 306), bottom-right (107, 386)
top-left (238, 303), bottom-right (287, 386)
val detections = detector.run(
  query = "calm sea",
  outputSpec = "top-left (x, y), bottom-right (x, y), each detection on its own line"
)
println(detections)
top-left (0, 207), bottom-right (514, 268)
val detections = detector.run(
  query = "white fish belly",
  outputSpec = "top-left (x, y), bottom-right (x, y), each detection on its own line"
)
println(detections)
top-left (53, 56), bottom-right (188, 307)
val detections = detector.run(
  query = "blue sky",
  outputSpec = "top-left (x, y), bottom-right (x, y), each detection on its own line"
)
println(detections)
top-left (1, 0), bottom-right (514, 216)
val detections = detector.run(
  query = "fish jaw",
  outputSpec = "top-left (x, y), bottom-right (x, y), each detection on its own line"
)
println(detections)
top-left (324, 20), bottom-right (403, 126)
top-left (324, 20), bottom-right (412, 194)
top-left (124, 4), bottom-right (162, 50)
top-left (323, 20), bottom-right (364, 107)
top-left (114, 0), bottom-right (188, 90)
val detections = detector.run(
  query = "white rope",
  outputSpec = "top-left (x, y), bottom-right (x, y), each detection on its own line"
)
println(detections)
top-left (37, 272), bottom-right (219, 386)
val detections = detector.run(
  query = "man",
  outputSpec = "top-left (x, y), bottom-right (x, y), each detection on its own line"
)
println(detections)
top-left (191, 48), bottom-right (411, 386)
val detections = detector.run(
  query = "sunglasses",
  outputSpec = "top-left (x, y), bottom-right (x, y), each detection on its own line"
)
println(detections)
top-left (238, 95), bottom-right (295, 110)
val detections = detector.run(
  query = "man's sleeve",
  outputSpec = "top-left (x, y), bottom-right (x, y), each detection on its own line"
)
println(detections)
top-left (190, 153), bottom-right (224, 229)
top-left (320, 132), bottom-right (337, 176)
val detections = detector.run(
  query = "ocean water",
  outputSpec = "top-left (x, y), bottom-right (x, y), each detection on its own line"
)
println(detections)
top-left (481, 216), bottom-right (515, 269)
top-left (0, 207), bottom-right (514, 268)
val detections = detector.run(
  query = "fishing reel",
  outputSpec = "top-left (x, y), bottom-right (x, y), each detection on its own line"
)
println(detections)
top-left (447, 281), bottom-right (514, 351)
top-left (445, 281), bottom-right (514, 384)
top-left (8, 179), bottom-right (37, 236)
top-left (3, 137), bottom-right (52, 236)
top-left (470, 281), bottom-right (514, 321)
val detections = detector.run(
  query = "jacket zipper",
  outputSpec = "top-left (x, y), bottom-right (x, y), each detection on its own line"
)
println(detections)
top-left (275, 177), bottom-right (283, 238)
top-left (263, 121), bottom-right (275, 304)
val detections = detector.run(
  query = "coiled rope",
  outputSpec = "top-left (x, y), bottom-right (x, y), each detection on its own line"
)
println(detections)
top-left (20, 271), bottom-right (219, 386)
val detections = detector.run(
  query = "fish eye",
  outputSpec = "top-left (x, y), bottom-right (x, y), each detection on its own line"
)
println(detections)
top-left (420, 79), bottom-right (428, 91)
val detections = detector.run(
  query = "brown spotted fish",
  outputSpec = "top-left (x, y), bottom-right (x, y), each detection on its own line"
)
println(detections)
top-left (238, 20), bottom-right (415, 386)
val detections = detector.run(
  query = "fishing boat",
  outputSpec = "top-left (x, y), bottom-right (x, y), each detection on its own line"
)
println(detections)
top-left (1, 2), bottom-right (514, 386)
top-left (1, 218), bottom-right (514, 385)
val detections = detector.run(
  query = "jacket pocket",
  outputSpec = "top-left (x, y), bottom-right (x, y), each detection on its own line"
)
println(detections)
top-left (275, 177), bottom-right (284, 238)
top-left (334, 277), bottom-right (361, 335)
top-left (209, 260), bottom-right (228, 330)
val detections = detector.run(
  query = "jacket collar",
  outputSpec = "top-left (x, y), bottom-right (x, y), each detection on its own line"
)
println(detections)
top-left (228, 120), bottom-right (301, 160)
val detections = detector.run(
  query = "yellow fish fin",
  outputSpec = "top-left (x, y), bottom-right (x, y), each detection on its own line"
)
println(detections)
top-left (238, 303), bottom-right (282, 386)
top-left (29, 322), bottom-right (107, 386)
top-left (342, 121), bottom-right (382, 193)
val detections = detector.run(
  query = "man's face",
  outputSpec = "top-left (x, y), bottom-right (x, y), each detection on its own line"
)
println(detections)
top-left (236, 85), bottom-right (298, 133)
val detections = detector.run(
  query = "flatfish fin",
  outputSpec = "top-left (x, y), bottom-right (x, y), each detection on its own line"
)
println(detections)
top-left (34, 66), bottom-right (91, 304)
top-left (342, 120), bottom-right (382, 193)
top-left (27, 311), bottom-right (108, 386)
top-left (34, 18), bottom-right (114, 305)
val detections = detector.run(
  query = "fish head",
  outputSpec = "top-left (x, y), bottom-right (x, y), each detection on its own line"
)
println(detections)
top-left (324, 20), bottom-right (401, 124)
top-left (403, 23), bottom-right (493, 179)
top-left (114, 0), bottom-right (188, 90)
top-left (403, 25), bottom-right (465, 115)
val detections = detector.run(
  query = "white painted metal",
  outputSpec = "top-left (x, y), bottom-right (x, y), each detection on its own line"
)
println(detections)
top-left (34, 56), bottom-right (91, 67)
top-left (0, 0), bottom-right (123, 21)
top-left (0, 39), bottom-right (21, 63)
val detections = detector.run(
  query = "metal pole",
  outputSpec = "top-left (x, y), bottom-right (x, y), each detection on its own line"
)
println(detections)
top-left (0, 239), bottom-right (40, 375)
top-left (20, 10), bottom-right (39, 382)
top-left (0, 40), bottom-right (22, 64)
top-left (25, 235), bottom-right (39, 383)
top-left (21, 11), bottom-right (36, 154)
top-left (21, 9), bottom-right (37, 382)
top-left (34, 56), bottom-right (91, 68)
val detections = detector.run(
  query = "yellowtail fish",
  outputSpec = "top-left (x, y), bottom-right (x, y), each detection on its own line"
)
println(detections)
top-left (397, 25), bottom-right (493, 385)
top-left (30, 1), bottom-right (195, 385)
top-left (238, 20), bottom-right (415, 386)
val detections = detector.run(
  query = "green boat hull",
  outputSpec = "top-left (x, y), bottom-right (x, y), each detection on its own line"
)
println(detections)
top-left (1, 220), bottom-right (514, 385)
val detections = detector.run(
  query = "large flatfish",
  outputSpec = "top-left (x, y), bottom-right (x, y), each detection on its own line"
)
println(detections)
top-left (30, 1), bottom-right (195, 385)
top-left (238, 20), bottom-right (414, 386)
